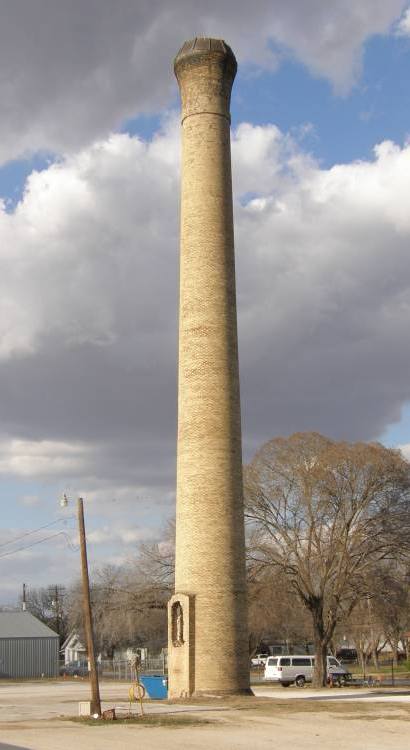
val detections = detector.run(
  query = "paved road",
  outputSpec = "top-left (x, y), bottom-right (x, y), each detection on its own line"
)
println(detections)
top-left (0, 682), bottom-right (409, 750)
top-left (1, 680), bottom-right (410, 723)
top-left (0, 681), bottom-right (224, 721)
top-left (252, 685), bottom-right (410, 702)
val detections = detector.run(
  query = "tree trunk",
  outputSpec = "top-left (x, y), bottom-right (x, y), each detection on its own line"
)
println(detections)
top-left (391, 639), bottom-right (399, 667)
top-left (313, 640), bottom-right (328, 687)
top-left (359, 649), bottom-right (366, 675)
top-left (371, 646), bottom-right (379, 669)
top-left (310, 601), bottom-right (328, 687)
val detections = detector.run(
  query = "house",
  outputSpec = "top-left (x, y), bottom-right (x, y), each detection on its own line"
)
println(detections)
top-left (0, 611), bottom-right (59, 678)
top-left (61, 631), bottom-right (87, 664)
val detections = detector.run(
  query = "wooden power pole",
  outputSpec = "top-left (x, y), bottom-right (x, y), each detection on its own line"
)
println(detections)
top-left (78, 497), bottom-right (101, 717)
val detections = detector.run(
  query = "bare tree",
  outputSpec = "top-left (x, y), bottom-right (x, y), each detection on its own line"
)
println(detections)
top-left (340, 593), bottom-right (386, 671)
top-left (137, 518), bottom-right (175, 589)
top-left (375, 563), bottom-right (410, 665)
top-left (66, 562), bottom-right (170, 657)
top-left (19, 584), bottom-right (68, 643)
top-left (66, 521), bottom-right (176, 657)
top-left (247, 561), bottom-right (312, 655)
top-left (245, 432), bottom-right (410, 686)
top-left (340, 561), bottom-right (410, 670)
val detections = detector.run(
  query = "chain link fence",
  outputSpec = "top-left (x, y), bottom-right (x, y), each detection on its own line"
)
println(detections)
top-left (100, 656), bottom-right (167, 680)
top-left (60, 654), bottom-right (168, 680)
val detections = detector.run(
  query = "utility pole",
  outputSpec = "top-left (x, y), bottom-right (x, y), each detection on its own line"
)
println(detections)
top-left (50, 584), bottom-right (60, 636)
top-left (78, 497), bottom-right (101, 717)
top-left (22, 583), bottom-right (26, 611)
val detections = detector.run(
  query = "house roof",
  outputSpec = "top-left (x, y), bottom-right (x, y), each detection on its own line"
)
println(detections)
top-left (0, 611), bottom-right (59, 639)
top-left (61, 631), bottom-right (85, 651)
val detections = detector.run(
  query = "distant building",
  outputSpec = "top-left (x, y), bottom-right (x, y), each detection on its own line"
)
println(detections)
top-left (61, 631), bottom-right (87, 665)
top-left (0, 611), bottom-right (59, 678)
top-left (113, 646), bottom-right (148, 663)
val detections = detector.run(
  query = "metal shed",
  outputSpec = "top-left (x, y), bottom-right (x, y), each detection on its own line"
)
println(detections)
top-left (0, 612), bottom-right (59, 678)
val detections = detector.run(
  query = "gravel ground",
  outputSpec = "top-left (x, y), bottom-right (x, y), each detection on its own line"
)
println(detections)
top-left (0, 681), bottom-right (409, 749)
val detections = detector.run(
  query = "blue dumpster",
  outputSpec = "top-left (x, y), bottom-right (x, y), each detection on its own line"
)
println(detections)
top-left (139, 674), bottom-right (168, 700)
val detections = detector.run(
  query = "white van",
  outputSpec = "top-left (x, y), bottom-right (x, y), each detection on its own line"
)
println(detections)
top-left (264, 654), bottom-right (350, 687)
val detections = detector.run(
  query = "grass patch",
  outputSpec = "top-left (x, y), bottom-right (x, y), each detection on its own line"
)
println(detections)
top-left (68, 714), bottom-right (212, 728)
top-left (346, 661), bottom-right (410, 677)
top-left (167, 694), bottom-right (410, 718)
top-left (232, 698), bottom-right (410, 722)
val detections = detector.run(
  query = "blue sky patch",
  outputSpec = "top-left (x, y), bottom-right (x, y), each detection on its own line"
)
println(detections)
top-left (0, 154), bottom-right (55, 213)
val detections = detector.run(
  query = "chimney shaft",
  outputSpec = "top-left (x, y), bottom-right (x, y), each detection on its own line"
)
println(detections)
top-left (168, 37), bottom-right (250, 697)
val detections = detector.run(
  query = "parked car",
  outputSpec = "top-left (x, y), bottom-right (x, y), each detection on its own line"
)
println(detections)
top-left (60, 660), bottom-right (89, 677)
top-left (251, 653), bottom-right (269, 667)
top-left (264, 654), bottom-right (352, 687)
top-left (336, 648), bottom-right (358, 663)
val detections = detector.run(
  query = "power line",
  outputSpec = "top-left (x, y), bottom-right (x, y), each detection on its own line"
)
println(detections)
top-left (0, 531), bottom-right (79, 560)
top-left (0, 516), bottom-right (75, 550)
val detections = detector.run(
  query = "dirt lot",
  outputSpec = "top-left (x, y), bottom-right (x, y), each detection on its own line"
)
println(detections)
top-left (0, 681), bottom-right (409, 749)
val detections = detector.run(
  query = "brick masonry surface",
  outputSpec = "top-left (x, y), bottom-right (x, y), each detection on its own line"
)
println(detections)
top-left (169, 38), bottom-right (250, 698)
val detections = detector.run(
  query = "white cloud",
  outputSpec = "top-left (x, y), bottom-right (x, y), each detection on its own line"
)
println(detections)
top-left (20, 495), bottom-right (41, 507)
top-left (1, 557), bottom-right (77, 605)
top-left (0, 119), bottom-right (409, 495)
top-left (399, 443), bottom-right (410, 460)
top-left (87, 526), bottom-right (153, 545)
top-left (0, 0), bottom-right (406, 162)
top-left (0, 439), bottom-right (93, 478)
top-left (0, 122), bottom-right (179, 361)
top-left (2, 118), bottom-right (410, 600)
top-left (396, 7), bottom-right (410, 35)
top-left (234, 132), bottom-right (410, 444)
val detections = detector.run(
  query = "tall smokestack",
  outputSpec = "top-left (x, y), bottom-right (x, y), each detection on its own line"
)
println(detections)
top-left (168, 38), bottom-right (250, 697)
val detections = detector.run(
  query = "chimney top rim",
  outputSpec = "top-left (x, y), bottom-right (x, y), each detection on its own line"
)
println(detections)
top-left (174, 37), bottom-right (237, 75)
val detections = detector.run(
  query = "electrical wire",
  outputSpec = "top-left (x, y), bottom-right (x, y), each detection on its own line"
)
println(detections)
top-left (0, 516), bottom-right (75, 550)
top-left (0, 530), bottom-right (79, 560)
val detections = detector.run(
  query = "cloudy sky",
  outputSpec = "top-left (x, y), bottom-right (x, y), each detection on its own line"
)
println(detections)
top-left (1, 0), bottom-right (410, 603)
